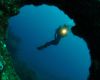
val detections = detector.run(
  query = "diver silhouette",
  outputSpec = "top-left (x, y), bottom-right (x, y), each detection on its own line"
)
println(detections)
top-left (37, 25), bottom-right (68, 50)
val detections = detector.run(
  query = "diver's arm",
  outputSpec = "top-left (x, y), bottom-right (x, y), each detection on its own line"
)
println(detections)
top-left (55, 27), bottom-right (59, 39)
top-left (55, 31), bottom-right (57, 39)
top-left (55, 26), bottom-right (61, 39)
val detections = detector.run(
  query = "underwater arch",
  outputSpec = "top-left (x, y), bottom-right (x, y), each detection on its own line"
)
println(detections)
top-left (7, 4), bottom-right (91, 80)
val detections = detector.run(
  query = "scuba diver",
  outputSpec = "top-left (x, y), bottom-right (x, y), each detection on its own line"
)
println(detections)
top-left (37, 24), bottom-right (68, 50)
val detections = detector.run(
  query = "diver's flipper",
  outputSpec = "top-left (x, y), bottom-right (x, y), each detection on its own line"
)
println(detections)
top-left (37, 46), bottom-right (44, 50)
top-left (37, 44), bottom-right (48, 50)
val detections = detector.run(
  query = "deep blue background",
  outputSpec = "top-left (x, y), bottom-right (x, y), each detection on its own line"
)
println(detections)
top-left (8, 4), bottom-right (91, 80)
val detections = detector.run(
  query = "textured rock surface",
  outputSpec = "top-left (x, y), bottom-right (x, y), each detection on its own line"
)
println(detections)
top-left (0, 0), bottom-right (100, 80)
top-left (0, 0), bottom-right (20, 80)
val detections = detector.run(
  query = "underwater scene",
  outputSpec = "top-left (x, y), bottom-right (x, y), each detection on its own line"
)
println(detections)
top-left (7, 4), bottom-right (91, 80)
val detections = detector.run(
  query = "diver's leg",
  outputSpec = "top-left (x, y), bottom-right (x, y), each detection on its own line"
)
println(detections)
top-left (37, 38), bottom-right (61, 50)
top-left (37, 40), bottom-right (55, 50)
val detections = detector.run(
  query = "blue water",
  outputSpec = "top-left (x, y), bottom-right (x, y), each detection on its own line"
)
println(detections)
top-left (8, 4), bottom-right (91, 80)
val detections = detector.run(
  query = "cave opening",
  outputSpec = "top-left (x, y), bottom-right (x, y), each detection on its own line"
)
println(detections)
top-left (7, 4), bottom-right (91, 80)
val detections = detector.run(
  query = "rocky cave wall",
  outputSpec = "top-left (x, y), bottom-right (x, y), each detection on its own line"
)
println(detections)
top-left (0, 0), bottom-right (100, 80)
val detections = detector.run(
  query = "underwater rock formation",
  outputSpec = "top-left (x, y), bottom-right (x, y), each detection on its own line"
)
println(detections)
top-left (0, 0), bottom-right (21, 80)
top-left (0, 38), bottom-right (20, 80)
top-left (0, 0), bottom-right (100, 80)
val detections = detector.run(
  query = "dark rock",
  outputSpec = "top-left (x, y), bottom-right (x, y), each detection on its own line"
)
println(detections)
top-left (19, 0), bottom-right (100, 80)
top-left (1, 0), bottom-right (100, 80)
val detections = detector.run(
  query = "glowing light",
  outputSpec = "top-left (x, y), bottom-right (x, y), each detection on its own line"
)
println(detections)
top-left (62, 28), bottom-right (67, 34)
top-left (60, 27), bottom-right (68, 36)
